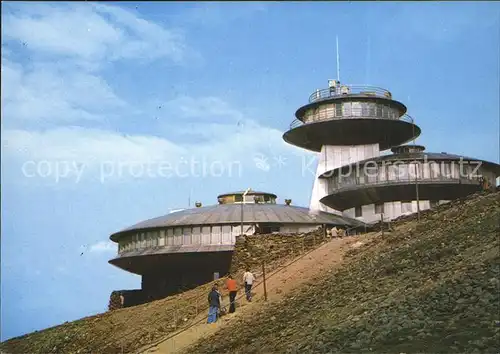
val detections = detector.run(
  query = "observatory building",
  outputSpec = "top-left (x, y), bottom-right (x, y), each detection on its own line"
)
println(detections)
top-left (109, 80), bottom-right (499, 306)
top-left (283, 80), bottom-right (500, 223)
top-left (109, 190), bottom-right (363, 302)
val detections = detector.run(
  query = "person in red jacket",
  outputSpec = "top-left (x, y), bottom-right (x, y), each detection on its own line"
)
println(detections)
top-left (226, 274), bottom-right (238, 313)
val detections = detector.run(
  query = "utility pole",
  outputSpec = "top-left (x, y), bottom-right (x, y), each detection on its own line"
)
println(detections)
top-left (381, 213), bottom-right (384, 237)
top-left (415, 164), bottom-right (420, 221)
top-left (240, 188), bottom-right (251, 236)
top-left (262, 262), bottom-right (268, 301)
top-left (410, 115), bottom-right (420, 222)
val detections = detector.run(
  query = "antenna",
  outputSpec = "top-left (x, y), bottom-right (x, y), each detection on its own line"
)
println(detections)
top-left (365, 35), bottom-right (371, 84)
top-left (336, 35), bottom-right (340, 82)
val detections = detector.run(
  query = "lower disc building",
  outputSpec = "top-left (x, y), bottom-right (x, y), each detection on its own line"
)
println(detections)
top-left (109, 190), bottom-right (364, 304)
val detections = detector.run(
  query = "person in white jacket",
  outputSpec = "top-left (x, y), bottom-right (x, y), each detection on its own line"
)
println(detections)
top-left (243, 268), bottom-right (255, 301)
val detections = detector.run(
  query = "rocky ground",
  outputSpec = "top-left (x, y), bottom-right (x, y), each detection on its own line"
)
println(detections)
top-left (2, 191), bottom-right (498, 354)
top-left (0, 229), bottom-right (329, 354)
top-left (143, 234), bottom-right (360, 354)
top-left (189, 191), bottom-right (500, 353)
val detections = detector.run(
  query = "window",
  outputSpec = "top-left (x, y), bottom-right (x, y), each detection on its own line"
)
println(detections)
top-left (399, 164), bottom-right (409, 180)
top-left (335, 103), bottom-right (342, 117)
top-left (235, 194), bottom-right (243, 202)
top-left (183, 227), bottom-right (192, 245)
top-left (264, 195), bottom-right (270, 202)
top-left (378, 164), bottom-right (387, 182)
top-left (410, 163), bottom-right (421, 179)
top-left (430, 162), bottom-right (440, 178)
top-left (442, 163), bottom-right (452, 178)
top-left (351, 102), bottom-right (362, 117)
top-left (382, 106), bottom-right (389, 118)
top-left (167, 228), bottom-right (174, 246)
top-left (159, 230), bottom-right (166, 246)
top-left (375, 203), bottom-right (384, 214)
top-left (355, 206), bottom-right (362, 217)
top-left (366, 165), bottom-right (378, 183)
top-left (402, 201), bottom-right (412, 213)
top-left (343, 102), bottom-right (352, 117)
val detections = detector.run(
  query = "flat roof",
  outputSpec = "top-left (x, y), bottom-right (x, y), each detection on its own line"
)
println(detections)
top-left (110, 203), bottom-right (365, 241)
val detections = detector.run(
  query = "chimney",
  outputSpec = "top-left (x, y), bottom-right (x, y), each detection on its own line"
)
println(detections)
top-left (195, 202), bottom-right (202, 208)
top-left (285, 199), bottom-right (292, 206)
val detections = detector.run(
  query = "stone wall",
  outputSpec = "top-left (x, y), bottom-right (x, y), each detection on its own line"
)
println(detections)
top-left (230, 227), bottom-right (329, 274)
top-left (108, 225), bottom-right (352, 311)
top-left (108, 289), bottom-right (145, 311)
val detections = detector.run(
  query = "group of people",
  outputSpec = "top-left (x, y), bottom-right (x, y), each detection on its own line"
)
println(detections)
top-left (326, 226), bottom-right (346, 238)
top-left (207, 268), bottom-right (255, 324)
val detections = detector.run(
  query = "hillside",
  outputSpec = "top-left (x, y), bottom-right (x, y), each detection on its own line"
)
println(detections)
top-left (0, 229), bottom-right (330, 354)
top-left (2, 191), bottom-right (498, 354)
top-left (188, 191), bottom-right (500, 353)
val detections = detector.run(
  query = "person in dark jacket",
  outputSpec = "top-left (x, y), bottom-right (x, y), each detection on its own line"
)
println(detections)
top-left (207, 284), bottom-right (221, 324)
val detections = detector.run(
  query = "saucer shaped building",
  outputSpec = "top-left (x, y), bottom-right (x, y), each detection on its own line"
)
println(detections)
top-left (109, 190), bottom-right (363, 300)
top-left (283, 80), bottom-right (500, 223)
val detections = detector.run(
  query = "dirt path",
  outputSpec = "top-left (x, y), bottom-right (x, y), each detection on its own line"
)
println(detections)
top-left (141, 234), bottom-right (375, 354)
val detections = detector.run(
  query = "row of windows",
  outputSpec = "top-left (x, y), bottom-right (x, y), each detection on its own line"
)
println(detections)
top-left (302, 102), bottom-right (400, 123)
top-left (353, 200), bottom-right (441, 217)
top-left (118, 225), bottom-right (240, 253)
top-left (218, 195), bottom-right (277, 204)
top-left (327, 162), bottom-right (489, 191)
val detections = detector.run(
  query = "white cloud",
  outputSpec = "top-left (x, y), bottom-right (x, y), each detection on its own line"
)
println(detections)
top-left (163, 96), bottom-right (244, 122)
top-left (2, 108), bottom-right (307, 185)
top-left (1, 56), bottom-right (128, 124)
top-left (2, 127), bottom-right (185, 164)
top-left (2, 3), bottom-right (190, 66)
top-left (1, 2), bottom-right (312, 187)
top-left (88, 241), bottom-right (116, 253)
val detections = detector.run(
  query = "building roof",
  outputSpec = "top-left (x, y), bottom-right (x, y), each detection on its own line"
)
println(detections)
top-left (110, 203), bottom-right (365, 241)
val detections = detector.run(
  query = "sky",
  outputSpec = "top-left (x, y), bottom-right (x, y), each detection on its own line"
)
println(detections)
top-left (1, 1), bottom-right (499, 341)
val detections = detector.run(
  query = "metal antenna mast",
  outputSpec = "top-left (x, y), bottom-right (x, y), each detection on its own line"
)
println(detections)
top-left (336, 36), bottom-right (340, 82)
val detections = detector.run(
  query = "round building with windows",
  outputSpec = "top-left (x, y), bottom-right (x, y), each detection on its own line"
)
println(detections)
top-left (109, 190), bottom-right (364, 302)
top-left (283, 80), bottom-right (500, 223)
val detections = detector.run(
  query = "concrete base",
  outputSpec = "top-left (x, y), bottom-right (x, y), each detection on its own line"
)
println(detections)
top-left (310, 144), bottom-right (380, 213)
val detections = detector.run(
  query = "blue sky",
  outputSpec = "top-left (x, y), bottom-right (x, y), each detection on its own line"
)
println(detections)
top-left (1, 1), bottom-right (499, 341)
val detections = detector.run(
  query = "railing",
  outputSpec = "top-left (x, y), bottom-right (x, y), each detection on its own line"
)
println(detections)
top-left (309, 85), bottom-right (392, 103)
top-left (290, 118), bottom-right (303, 129)
top-left (328, 175), bottom-right (481, 195)
top-left (288, 112), bottom-right (415, 130)
top-left (138, 230), bottom-right (346, 353)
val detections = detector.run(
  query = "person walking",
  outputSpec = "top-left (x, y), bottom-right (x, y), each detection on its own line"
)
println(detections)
top-left (226, 274), bottom-right (238, 313)
top-left (207, 284), bottom-right (220, 324)
top-left (243, 268), bottom-right (255, 302)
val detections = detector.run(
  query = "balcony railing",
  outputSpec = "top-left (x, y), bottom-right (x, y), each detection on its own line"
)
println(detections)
top-left (328, 175), bottom-right (481, 195)
top-left (289, 112), bottom-right (415, 130)
top-left (309, 85), bottom-right (392, 103)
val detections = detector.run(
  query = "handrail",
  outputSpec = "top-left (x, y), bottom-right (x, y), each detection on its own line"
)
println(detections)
top-left (328, 175), bottom-right (481, 195)
top-left (290, 118), bottom-right (303, 129)
top-left (309, 85), bottom-right (392, 103)
top-left (137, 232), bottom-right (343, 353)
top-left (288, 112), bottom-right (415, 130)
